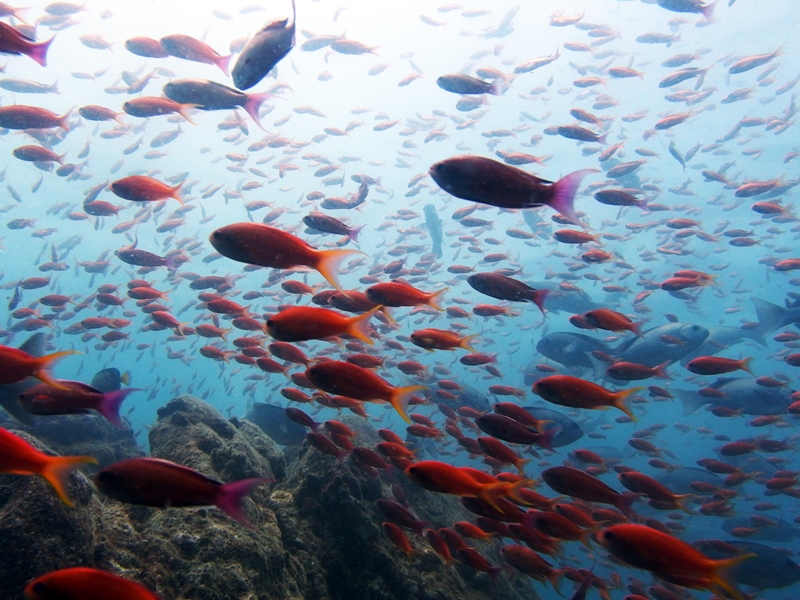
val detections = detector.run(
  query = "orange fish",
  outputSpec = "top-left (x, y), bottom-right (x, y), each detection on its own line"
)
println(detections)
top-left (410, 328), bottom-right (477, 351)
top-left (209, 223), bottom-right (361, 291)
top-left (25, 567), bottom-right (159, 600)
top-left (0, 426), bottom-right (96, 506)
top-left (366, 281), bottom-right (448, 309)
top-left (686, 356), bottom-right (753, 375)
top-left (532, 375), bottom-right (642, 420)
top-left (110, 176), bottom-right (183, 204)
top-left (583, 308), bottom-right (643, 335)
top-left (596, 524), bottom-right (753, 600)
top-left (266, 305), bottom-right (379, 344)
top-left (405, 460), bottom-right (531, 511)
top-left (0, 344), bottom-right (76, 390)
top-left (305, 360), bottom-right (424, 423)
top-left (122, 97), bottom-right (196, 124)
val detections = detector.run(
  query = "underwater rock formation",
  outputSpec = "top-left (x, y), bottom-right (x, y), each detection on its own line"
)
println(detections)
top-left (1, 396), bottom-right (539, 599)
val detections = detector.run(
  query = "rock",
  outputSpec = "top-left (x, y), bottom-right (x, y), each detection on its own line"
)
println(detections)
top-left (0, 396), bottom-right (539, 599)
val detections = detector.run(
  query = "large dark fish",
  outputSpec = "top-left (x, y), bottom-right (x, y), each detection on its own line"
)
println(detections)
top-left (0, 333), bottom-right (45, 424)
top-left (679, 325), bottom-right (767, 365)
top-left (721, 518), bottom-right (800, 543)
top-left (656, 467), bottom-right (723, 494)
top-left (246, 402), bottom-right (308, 445)
top-left (437, 383), bottom-right (491, 413)
top-left (657, 0), bottom-right (717, 18)
top-left (90, 367), bottom-right (129, 393)
top-left (232, 0), bottom-right (296, 90)
top-left (676, 377), bottom-right (795, 416)
top-left (535, 332), bottom-right (612, 371)
top-left (423, 204), bottom-right (443, 258)
top-left (522, 406), bottom-right (584, 447)
top-left (162, 79), bottom-right (272, 130)
top-left (695, 540), bottom-right (800, 590)
top-left (614, 322), bottom-right (709, 367)
top-left (436, 73), bottom-right (500, 95)
top-left (429, 155), bottom-right (596, 227)
top-left (751, 297), bottom-right (800, 334)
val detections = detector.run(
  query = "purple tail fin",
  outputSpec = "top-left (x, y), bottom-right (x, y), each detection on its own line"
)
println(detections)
top-left (97, 388), bottom-right (140, 429)
top-left (28, 37), bottom-right (54, 67)
top-left (242, 92), bottom-right (275, 132)
top-left (216, 478), bottom-right (270, 529)
top-left (546, 168), bottom-right (599, 227)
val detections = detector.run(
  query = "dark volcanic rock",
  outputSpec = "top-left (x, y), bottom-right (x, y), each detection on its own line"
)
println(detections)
top-left (0, 396), bottom-right (538, 600)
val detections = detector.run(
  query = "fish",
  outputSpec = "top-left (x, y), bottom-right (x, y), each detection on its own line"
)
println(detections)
top-left (676, 377), bottom-right (795, 416)
top-left (656, 0), bottom-right (718, 18)
top-left (535, 332), bottom-right (612, 371)
top-left (265, 305), bottom-right (378, 343)
top-left (160, 34), bottom-right (232, 75)
top-left (696, 540), bottom-right (800, 590)
top-left (17, 381), bottom-right (139, 429)
top-left (422, 204), bottom-right (443, 258)
top-left (614, 322), bottom-right (709, 367)
top-left (162, 79), bottom-right (274, 130)
top-left (24, 567), bottom-right (160, 600)
top-left (596, 524), bottom-right (752, 600)
top-left (110, 176), bottom-right (183, 204)
top-left (209, 223), bottom-right (361, 291)
top-left (436, 73), bottom-right (501, 95)
top-left (532, 375), bottom-right (642, 420)
top-left (0, 333), bottom-right (47, 424)
top-left (0, 344), bottom-right (76, 390)
top-left (429, 155), bottom-right (597, 227)
top-left (305, 361), bottom-right (425, 424)
top-left (94, 457), bottom-right (268, 528)
top-left (0, 426), bottom-right (96, 506)
top-left (245, 402), bottom-right (308, 445)
top-left (233, 0), bottom-right (296, 90)
top-left (467, 272), bottom-right (549, 314)
top-left (0, 22), bottom-right (53, 67)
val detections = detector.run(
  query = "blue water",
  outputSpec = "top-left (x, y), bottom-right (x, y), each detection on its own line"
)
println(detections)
top-left (2, 0), bottom-right (800, 597)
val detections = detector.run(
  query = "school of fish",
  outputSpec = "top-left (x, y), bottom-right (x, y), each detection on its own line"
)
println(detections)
top-left (0, 0), bottom-right (799, 598)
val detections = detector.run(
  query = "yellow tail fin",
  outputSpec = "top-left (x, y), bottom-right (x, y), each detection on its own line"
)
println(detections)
top-left (34, 350), bottom-right (79, 391)
top-left (389, 385), bottom-right (427, 424)
top-left (315, 249), bottom-right (365, 291)
top-left (346, 306), bottom-right (381, 345)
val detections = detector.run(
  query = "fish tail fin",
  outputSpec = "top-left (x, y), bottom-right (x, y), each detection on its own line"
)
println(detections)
top-left (242, 91), bottom-right (275, 132)
top-left (459, 334), bottom-right (479, 352)
top-left (346, 306), bottom-right (380, 345)
top-left (58, 108), bottom-right (71, 131)
top-left (546, 168), bottom-right (599, 227)
top-left (549, 568), bottom-right (568, 593)
top-left (216, 53), bottom-right (233, 77)
top-left (177, 104), bottom-right (197, 125)
top-left (613, 386), bottom-right (643, 421)
top-left (120, 371), bottom-right (131, 385)
top-left (740, 357), bottom-right (754, 375)
top-left (630, 320), bottom-right (646, 336)
top-left (676, 389), bottom-right (709, 416)
top-left (315, 248), bottom-right (363, 291)
top-left (29, 37), bottom-right (54, 67)
top-left (676, 493), bottom-right (696, 515)
top-left (710, 553), bottom-right (756, 600)
top-left (34, 350), bottom-right (79, 390)
top-left (427, 286), bottom-right (449, 311)
top-left (529, 289), bottom-right (550, 316)
top-left (614, 491), bottom-right (640, 517)
top-left (389, 385), bottom-right (426, 424)
top-left (505, 478), bottom-right (535, 505)
top-left (702, 0), bottom-right (719, 20)
top-left (170, 182), bottom-right (183, 205)
top-left (216, 477), bottom-right (269, 529)
top-left (348, 224), bottom-right (364, 242)
top-left (654, 361), bottom-right (672, 380)
top-left (41, 454), bottom-right (98, 506)
top-left (98, 388), bottom-right (140, 429)
top-left (597, 132), bottom-right (609, 145)
top-left (535, 427), bottom-right (559, 452)
top-left (751, 297), bottom-right (790, 334)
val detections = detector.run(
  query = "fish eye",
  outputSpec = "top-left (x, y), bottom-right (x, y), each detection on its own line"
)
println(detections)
top-left (32, 582), bottom-right (48, 593)
top-left (602, 530), bottom-right (614, 540)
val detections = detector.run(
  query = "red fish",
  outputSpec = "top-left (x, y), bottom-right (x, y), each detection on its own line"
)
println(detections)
top-left (0, 22), bottom-right (53, 67)
top-left (405, 460), bottom-right (531, 511)
top-left (410, 328), bottom-right (476, 351)
top-left (110, 176), bottom-right (183, 204)
top-left (0, 426), bottom-right (96, 506)
top-left (686, 356), bottom-right (753, 375)
top-left (209, 223), bottom-right (361, 291)
top-left (25, 567), bottom-right (160, 600)
top-left (583, 308), bottom-right (643, 335)
top-left (430, 155), bottom-right (597, 227)
top-left (18, 381), bottom-right (140, 429)
top-left (596, 524), bottom-right (753, 600)
top-left (94, 457), bottom-right (268, 528)
top-left (0, 344), bottom-right (76, 390)
top-left (0, 105), bottom-right (69, 130)
top-left (266, 305), bottom-right (379, 344)
top-left (305, 361), bottom-right (424, 424)
top-left (532, 375), bottom-right (642, 420)
top-left (366, 281), bottom-right (447, 309)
